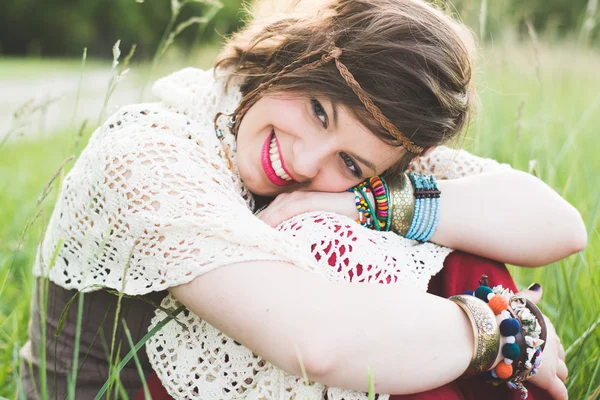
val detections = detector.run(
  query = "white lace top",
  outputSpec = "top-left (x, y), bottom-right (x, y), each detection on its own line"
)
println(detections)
top-left (34, 67), bottom-right (511, 399)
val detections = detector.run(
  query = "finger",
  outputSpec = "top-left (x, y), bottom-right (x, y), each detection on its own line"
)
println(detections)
top-left (557, 359), bottom-right (569, 382)
top-left (547, 378), bottom-right (568, 400)
top-left (516, 284), bottom-right (543, 305)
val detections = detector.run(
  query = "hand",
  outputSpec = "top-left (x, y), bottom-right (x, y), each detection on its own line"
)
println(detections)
top-left (516, 286), bottom-right (569, 400)
top-left (257, 191), bottom-right (357, 227)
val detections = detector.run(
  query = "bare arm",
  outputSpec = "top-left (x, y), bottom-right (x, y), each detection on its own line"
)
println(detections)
top-left (432, 169), bottom-right (587, 266)
top-left (407, 146), bottom-right (587, 265)
top-left (170, 260), bottom-right (477, 395)
top-left (259, 169), bottom-right (587, 267)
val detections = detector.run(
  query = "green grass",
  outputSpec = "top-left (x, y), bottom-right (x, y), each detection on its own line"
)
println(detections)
top-left (0, 57), bottom-right (105, 79)
top-left (1, 41), bottom-right (599, 399)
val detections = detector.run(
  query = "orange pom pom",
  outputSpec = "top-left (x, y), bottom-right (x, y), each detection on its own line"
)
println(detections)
top-left (488, 294), bottom-right (509, 315)
top-left (495, 362), bottom-right (513, 379)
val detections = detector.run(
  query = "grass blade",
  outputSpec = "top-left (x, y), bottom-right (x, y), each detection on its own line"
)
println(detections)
top-left (93, 306), bottom-right (185, 400)
top-left (122, 319), bottom-right (151, 400)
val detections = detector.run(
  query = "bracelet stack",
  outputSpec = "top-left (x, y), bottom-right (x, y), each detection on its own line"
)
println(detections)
top-left (351, 182), bottom-right (378, 230)
top-left (459, 276), bottom-right (547, 399)
top-left (368, 176), bottom-right (391, 231)
top-left (404, 172), bottom-right (440, 242)
top-left (348, 172), bottom-right (440, 242)
top-left (448, 294), bottom-right (500, 377)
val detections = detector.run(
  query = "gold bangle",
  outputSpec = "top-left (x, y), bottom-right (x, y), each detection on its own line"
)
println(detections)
top-left (387, 173), bottom-right (415, 236)
top-left (449, 294), bottom-right (501, 378)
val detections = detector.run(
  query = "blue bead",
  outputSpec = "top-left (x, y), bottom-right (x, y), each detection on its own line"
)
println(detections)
top-left (475, 285), bottom-right (493, 302)
top-left (500, 318), bottom-right (521, 336)
top-left (463, 290), bottom-right (475, 296)
top-left (502, 343), bottom-right (521, 359)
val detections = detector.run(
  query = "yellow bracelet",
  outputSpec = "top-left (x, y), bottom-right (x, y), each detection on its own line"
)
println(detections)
top-left (387, 173), bottom-right (415, 236)
top-left (449, 294), bottom-right (501, 378)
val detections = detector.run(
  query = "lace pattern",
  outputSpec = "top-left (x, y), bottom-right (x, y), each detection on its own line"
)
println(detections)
top-left (33, 67), bottom-right (511, 398)
top-left (147, 211), bottom-right (452, 400)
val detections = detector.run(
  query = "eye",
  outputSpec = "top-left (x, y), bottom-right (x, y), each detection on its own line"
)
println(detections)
top-left (340, 152), bottom-right (362, 178)
top-left (311, 98), bottom-right (328, 128)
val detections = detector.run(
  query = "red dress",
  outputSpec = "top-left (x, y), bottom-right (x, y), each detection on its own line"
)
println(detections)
top-left (137, 251), bottom-right (551, 400)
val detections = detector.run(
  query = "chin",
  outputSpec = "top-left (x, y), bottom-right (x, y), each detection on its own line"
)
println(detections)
top-left (238, 166), bottom-right (273, 196)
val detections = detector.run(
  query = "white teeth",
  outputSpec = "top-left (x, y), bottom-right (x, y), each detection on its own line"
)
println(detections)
top-left (269, 135), bottom-right (292, 182)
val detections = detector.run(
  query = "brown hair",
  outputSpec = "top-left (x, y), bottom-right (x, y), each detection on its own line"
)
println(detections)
top-left (215, 0), bottom-right (477, 173)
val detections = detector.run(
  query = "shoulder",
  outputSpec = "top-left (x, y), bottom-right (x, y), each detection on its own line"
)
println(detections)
top-left (151, 67), bottom-right (243, 122)
top-left (409, 145), bottom-right (512, 179)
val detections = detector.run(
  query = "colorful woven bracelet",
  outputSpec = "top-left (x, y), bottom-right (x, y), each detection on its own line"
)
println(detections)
top-left (368, 175), bottom-right (391, 231)
top-left (357, 183), bottom-right (380, 231)
top-left (351, 187), bottom-right (374, 229)
top-left (349, 182), bottom-right (380, 230)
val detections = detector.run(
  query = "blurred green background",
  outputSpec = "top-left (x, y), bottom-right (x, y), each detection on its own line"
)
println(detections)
top-left (0, 0), bottom-right (598, 58)
top-left (0, 0), bottom-right (599, 399)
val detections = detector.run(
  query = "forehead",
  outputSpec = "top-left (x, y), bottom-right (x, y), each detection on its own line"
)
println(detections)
top-left (333, 102), bottom-right (404, 175)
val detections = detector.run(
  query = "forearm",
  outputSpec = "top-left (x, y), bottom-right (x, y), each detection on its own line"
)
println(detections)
top-left (170, 260), bottom-right (475, 394)
top-left (431, 170), bottom-right (587, 266)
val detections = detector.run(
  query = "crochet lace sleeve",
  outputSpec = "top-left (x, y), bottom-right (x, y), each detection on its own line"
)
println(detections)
top-left (408, 145), bottom-right (512, 179)
top-left (35, 104), bottom-right (316, 295)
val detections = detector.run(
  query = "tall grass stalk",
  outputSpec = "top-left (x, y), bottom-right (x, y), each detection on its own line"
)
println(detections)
top-left (0, 97), bottom-right (61, 150)
top-left (99, 41), bottom-right (137, 125)
top-left (70, 47), bottom-right (87, 129)
top-left (93, 307), bottom-right (185, 400)
top-left (106, 282), bottom-right (128, 399)
top-left (295, 346), bottom-right (310, 386)
top-left (367, 368), bottom-right (375, 400)
top-left (138, 0), bottom-right (223, 100)
top-left (39, 239), bottom-right (65, 400)
top-left (122, 320), bottom-right (151, 400)
top-left (67, 293), bottom-right (85, 400)
top-left (580, 0), bottom-right (598, 45)
top-left (525, 19), bottom-right (543, 97)
top-left (479, 0), bottom-right (487, 42)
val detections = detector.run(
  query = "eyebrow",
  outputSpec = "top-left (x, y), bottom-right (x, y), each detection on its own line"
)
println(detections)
top-left (328, 100), bottom-right (378, 177)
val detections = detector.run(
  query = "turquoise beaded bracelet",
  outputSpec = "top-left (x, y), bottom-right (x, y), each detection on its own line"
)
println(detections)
top-left (405, 172), bottom-right (440, 242)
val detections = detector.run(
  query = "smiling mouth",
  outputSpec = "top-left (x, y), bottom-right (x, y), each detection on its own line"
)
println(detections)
top-left (261, 130), bottom-right (296, 186)
top-left (268, 134), bottom-right (293, 181)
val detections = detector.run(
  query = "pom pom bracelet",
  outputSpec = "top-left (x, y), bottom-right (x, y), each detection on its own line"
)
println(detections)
top-left (463, 275), bottom-right (547, 399)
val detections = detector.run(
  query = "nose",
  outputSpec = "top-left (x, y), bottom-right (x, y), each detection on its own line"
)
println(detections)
top-left (291, 138), bottom-right (333, 181)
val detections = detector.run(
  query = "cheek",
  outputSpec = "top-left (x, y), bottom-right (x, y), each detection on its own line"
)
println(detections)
top-left (307, 168), bottom-right (358, 192)
top-left (269, 98), bottom-right (308, 133)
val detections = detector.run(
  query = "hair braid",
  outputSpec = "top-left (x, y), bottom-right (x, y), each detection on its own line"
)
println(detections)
top-left (229, 46), bottom-right (336, 136)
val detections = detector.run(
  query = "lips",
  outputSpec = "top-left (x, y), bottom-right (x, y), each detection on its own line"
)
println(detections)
top-left (261, 130), bottom-right (296, 186)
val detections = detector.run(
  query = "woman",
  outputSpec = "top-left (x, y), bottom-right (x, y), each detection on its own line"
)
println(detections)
top-left (19, 0), bottom-right (585, 399)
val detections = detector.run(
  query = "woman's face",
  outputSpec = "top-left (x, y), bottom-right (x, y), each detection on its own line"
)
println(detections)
top-left (236, 91), bottom-right (403, 196)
